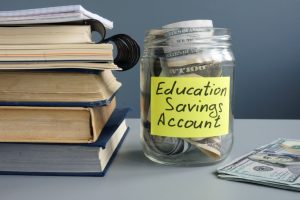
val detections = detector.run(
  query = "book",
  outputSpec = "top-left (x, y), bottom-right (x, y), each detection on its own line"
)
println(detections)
top-left (0, 5), bottom-right (113, 29)
top-left (0, 26), bottom-right (94, 44)
top-left (0, 44), bottom-right (114, 62)
top-left (0, 62), bottom-right (119, 71)
top-left (0, 43), bottom-right (117, 66)
top-left (0, 108), bottom-right (129, 176)
top-left (0, 98), bottom-right (116, 143)
top-left (0, 70), bottom-right (121, 105)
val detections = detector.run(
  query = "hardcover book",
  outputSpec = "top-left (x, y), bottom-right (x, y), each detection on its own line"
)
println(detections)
top-left (0, 70), bottom-right (121, 106)
top-left (0, 108), bottom-right (129, 176)
top-left (0, 26), bottom-right (94, 44)
top-left (0, 98), bottom-right (116, 143)
top-left (0, 44), bottom-right (114, 62)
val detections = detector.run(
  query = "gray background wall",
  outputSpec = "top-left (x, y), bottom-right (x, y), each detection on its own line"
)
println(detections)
top-left (1, 0), bottom-right (300, 119)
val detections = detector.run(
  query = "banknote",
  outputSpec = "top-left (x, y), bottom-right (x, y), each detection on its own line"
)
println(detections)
top-left (164, 61), bottom-right (222, 77)
top-left (163, 20), bottom-right (214, 45)
top-left (217, 138), bottom-right (300, 191)
top-left (162, 20), bottom-right (215, 68)
top-left (163, 20), bottom-right (213, 28)
top-left (217, 174), bottom-right (300, 192)
top-left (184, 137), bottom-right (221, 159)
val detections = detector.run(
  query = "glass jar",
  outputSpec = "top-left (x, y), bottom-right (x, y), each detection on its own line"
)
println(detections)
top-left (140, 27), bottom-right (234, 165)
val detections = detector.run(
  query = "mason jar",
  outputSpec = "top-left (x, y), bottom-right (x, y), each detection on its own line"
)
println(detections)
top-left (140, 27), bottom-right (235, 165)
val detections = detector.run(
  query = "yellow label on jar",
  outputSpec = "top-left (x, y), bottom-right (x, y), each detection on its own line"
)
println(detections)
top-left (150, 77), bottom-right (230, 138)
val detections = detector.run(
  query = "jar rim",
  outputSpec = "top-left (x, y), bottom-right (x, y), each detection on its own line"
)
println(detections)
top-left (144, 27), bottom-right (231, 48)
top-left (145, 27), bottom-right (229, 33)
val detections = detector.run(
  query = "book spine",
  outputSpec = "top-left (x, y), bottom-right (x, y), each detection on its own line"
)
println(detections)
top-left (85, 19), bottom-right (140, 71)
top-left (103, 34), bottom-right (140, 71)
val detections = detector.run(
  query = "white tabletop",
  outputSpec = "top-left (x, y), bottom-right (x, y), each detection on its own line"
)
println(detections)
top-left (0, 119), bottom-right (299, 199)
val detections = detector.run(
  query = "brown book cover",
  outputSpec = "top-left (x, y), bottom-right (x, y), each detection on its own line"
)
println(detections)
top-left (0, 70), bottom-right (121, 103)
top-left (0, 26), bottom-right (93, 44)
top-left (0, 98), bottom-right (116, 143)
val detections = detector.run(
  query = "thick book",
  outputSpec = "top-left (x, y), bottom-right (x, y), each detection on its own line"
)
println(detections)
top-left (0, 26), bottom-right (94, 44)
top-left (0, 44), bottom-right (114, 62)
top-left (0, 108), bottom-right (129, 176)
top-left (0, 70), bottom-right (121, 106)
top-left (0, 98), bottom-right (116, 143)
top-left (0, 62), bottom-right (119, 71)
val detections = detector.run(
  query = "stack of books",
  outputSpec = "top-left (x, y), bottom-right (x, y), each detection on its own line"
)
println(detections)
top-left (0, 5), bottom-right (139, 176)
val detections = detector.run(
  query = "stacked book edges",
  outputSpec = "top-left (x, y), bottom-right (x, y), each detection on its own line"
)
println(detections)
top-left (0, 5), bottom-right (137, 176)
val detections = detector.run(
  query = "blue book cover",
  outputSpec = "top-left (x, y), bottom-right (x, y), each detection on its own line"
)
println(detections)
top-left (0, 93), bottom-right (116, 107)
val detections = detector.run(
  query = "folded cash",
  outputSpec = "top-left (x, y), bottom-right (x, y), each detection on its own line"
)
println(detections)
top-left (164, 62), bottom-right (222, 77)
top-left (163, 20), bottom-right (214, 45)
top-left (217, 138), bottom-right (300, 191)
top-left (163, 20), bottom-right (213, 28)
top-left (185, 137), bottom-right (221, 159)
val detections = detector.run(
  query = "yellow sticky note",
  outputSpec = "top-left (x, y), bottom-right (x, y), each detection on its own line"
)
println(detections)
top-left (150, 77), bottom-right (230, 138)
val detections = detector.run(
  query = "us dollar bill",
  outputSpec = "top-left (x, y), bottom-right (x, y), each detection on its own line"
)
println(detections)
top-left (162, 20), bottom-right (215, 69)
top-left (165, 62), bottom-right (222, 77)
top-left (163, 20), bottom-right (214, 45)
top-left (163, 20), bottom-right (213, 28)
top-left (217, 138), bottom-right (300, 191)
top-left (184, 137), bottom-right (221, 159)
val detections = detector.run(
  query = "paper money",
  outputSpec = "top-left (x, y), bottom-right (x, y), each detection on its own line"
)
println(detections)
top-left (165, 62), bottom-right (222, 77)
top-left (162, 20), bottom-right (216, 74)
top-left (185, 137), bottom-right (221, 159)
top-left (163, 20), bottom-right (213, 28)
top-left (163, 20), bottom-right (214, 45)
top-left (217, 138), bottom-right (300, 191)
